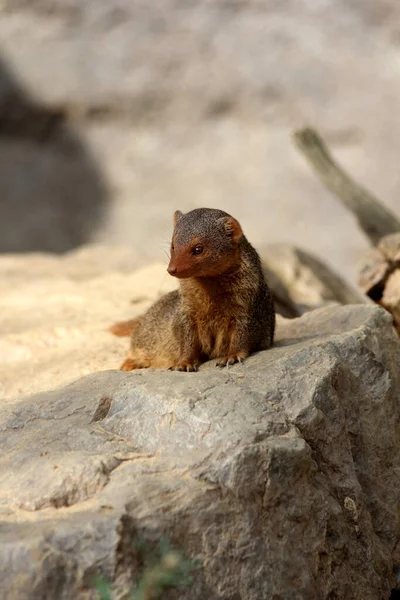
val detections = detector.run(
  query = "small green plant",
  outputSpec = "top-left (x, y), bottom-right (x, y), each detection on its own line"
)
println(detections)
top-left (95, 577), bottom-right (113, 600)
top-left (95, 536), bottom-right (198, 600)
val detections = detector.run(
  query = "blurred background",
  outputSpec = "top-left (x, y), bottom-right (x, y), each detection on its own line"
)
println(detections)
top-left (1, 0), bottom-right (400, 282)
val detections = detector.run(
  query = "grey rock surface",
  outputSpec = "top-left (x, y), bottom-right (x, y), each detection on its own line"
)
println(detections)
top-left (1, 303), bottom-right (399, 599)
top-left (2, 1), bottom-right (400, 278)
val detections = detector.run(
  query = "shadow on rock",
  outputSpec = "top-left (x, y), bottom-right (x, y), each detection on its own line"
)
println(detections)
top-left (0, 56), bottom-right (108, 253)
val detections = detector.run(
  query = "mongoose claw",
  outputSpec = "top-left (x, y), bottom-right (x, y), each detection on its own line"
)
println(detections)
top-left (173, 361), bottom-right (198, 372)
top-left (216, 353), bottom-right (247, 368)
top-left (216, 357), bottom-right (236, 368)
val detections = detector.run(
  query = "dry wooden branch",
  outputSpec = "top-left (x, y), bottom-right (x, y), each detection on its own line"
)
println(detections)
top-left (293, 127), bottom-right (400, 246)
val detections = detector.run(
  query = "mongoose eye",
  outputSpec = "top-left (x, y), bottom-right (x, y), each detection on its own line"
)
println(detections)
top-left (192, 245), bottom-right (203, 255)
top-left (171, 243), bottom-right (174, 251)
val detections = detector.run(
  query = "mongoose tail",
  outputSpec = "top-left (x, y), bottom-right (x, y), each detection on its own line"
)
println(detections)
top-left (109, 318), bottom-right (138, 337)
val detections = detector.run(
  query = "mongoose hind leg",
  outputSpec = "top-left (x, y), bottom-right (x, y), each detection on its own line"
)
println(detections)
top-left (120, 358), bottom-right (142, 371)
top-left (119, 349), bottom-right (151, 371)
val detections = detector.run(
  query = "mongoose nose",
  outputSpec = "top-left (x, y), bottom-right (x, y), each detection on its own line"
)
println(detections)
top-left (167, 265), bottom-right (177, 275)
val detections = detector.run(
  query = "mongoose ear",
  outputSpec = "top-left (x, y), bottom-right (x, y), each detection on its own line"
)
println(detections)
top-left (222, 217), bottom-right (243, 243)
top-left (173, 210), bottom-right (183, 226)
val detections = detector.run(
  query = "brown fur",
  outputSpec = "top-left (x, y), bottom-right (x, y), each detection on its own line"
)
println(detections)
top-left (115, 208), bottom-right (275, 372)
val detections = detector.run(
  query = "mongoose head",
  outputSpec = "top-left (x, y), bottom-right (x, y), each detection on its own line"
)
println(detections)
top-left (167, 208), bottom-right (244, 279)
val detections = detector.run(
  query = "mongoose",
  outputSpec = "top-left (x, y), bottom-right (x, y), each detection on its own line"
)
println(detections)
top-left (112, 208), bottom-right (275, 372)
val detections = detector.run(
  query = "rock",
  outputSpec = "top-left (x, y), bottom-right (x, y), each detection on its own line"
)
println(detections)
top-left (260, 243), bottom-right (368, 316)
top-left (381, 271), bottom-right (400, 334)
top-left (1, 283), bottom-right (399, 599)
top-left (3, 2), bottom-right (400, 278)
top-left (0, 242), bottom-right (366, 402)
top-left (0, 55), bottom-right (108, 253)
top-left (358, 233), bottom-right (400, 333)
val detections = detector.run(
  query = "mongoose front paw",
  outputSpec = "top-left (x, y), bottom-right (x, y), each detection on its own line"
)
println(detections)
top-left (170, 360), bottom-right (199, 372)
top-left (216, 352), bottom-right (247, 368)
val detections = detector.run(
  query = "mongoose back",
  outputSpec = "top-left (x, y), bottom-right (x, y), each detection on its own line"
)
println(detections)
top-left (114, 208), bottom-right (275, 371)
